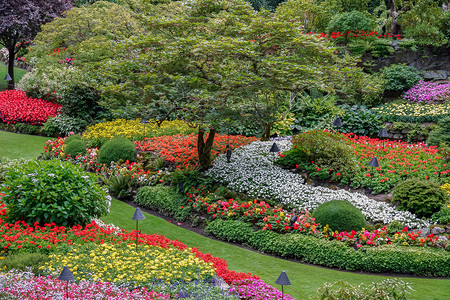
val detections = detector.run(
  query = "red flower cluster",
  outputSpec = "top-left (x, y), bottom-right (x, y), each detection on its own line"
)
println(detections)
top-left (0, 90), bottom-right (60, 125)
top-left (136, 133), bottom-right (257, 170)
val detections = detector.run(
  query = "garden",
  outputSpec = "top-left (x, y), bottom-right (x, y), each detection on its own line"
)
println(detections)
top-left (1, 0), bottom-right (450, 299)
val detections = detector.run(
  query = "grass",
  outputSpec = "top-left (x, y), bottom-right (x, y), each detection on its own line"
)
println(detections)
top-left (0, 63), bottom-right (27, 91)
top-left (0, 130), bottom-right (48, 159)
top-left (103, 199), bottom-right (450, 300)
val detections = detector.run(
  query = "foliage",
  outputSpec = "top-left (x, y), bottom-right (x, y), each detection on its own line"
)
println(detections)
top-left (431, 207), bottom-right (450, 225)
top-left (12, 123), bottom-right (40, 135)
top-left (386, 220), bottom-right (406, 235)
top-left (403, 81), bottom-right (450, 104)
top-left (392, 178), bottom-right (448, 218)
top-left (339, 105), bottom-right (383, 136)
top-left (326, 10), bottom-right (377, 40)
top-left (0, 253), bottom-right (49, 274)
top-left (312, 200), bottom-right (366, 232)
top-left (63, 139), bottom-right (87, 158)
top-left (60, 85), bottom-right (103, 122)
top-left (427, 117), bottom-right (450, 147)
top-left (0, 90), bottom-right (60, 125)
top-left (391, 122), bottom-right (430, 143)
top-left (313, 278), bottom-right (414, 300)
top-left (372, 102), bottom-right (450, 123)
top-left (0, 160), bottom-right (110, 226)
top-left (43, 114), bottom-right (88, 136)
top-left (382, 64), bottom-right (421, 93)
top-left (135, 185), bottom-right (190, 222)
top-left (0, 157), bottom-right (29, 183)
top-left (105, 174), bottom-right (133, 200)
top-left (0, 0), bottom-right (72, 89)
top-left (205, 219), bottom-right (254, 243)
top-left (64, 134), bottom-right (83, 145)
top-left (97, 136), bottom-right (136, 164)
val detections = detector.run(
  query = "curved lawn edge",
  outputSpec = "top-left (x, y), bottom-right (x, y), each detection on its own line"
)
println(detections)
top-left (102, 199), bottom-right (450, 300)
top-left (0, 130), bottom-right (48, 159)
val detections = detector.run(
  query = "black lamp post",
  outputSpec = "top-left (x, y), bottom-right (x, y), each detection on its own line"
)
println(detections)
top-left (58, 266), bottom-right (74, 300)
top-left (226, 144), bottom-right (232, 163)
top-left (332, 116), bottom-right (343, 128)
top-left (140, 118), bottom-right (149, 139)
top-left (367, 156), bottom-right (380, 194)
top-left (3, 73), bottom-right (12, 90)
top-left (132, 207), bottom-right (145, 250)
top-left (275, 271), bottom-right (291, 300)
top-left (378, 127), bottom-right (390, 148)
top-left (269, 142), bottom-right (280, 153)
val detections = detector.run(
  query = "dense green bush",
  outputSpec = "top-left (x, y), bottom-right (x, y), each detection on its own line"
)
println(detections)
top-left (206, 219), bottom-right (450, 276)
top-left (431, 207), bottom-right (450, 225)
top-left (0, 253), bottom-right (49, 274)
top-left (106, 174), bottom-right (133, 200)
top-left (64, 134), bottom-right (83, 145)
top-left (312, 200), bottom-right (366, 232)
top-left (382, 64), bottom-right (421, 93)
top-left (427, 117), bottom-right (450, 147)
top-left (339, 105), bottom-right (383, 136)
top-left (60, 85), bottom-right (102, 122)
top-left (0, 157), bottom-right (29, 183)
top-left (0, 160), bottom-right (110, 226)
top-left (64, 139), bottom-right (87, 157)
top-left (135, 185), bottom-right (190, 222)
top-left (43, 114), bottom-right (88, 136)
top-left (326, 10), bottom-right (376, 38)
top-left (392, 178), bottom-right (447, 218)
top-left (97, 136), bottom-right (136, 164)
top-left (205, 218), bottom-right (254, 243)
top-left (289, 130), bottom-right (359, 178)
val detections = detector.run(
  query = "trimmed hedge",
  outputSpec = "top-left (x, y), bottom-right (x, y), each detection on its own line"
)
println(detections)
top-left (205, 219), bottom-right (450, 277)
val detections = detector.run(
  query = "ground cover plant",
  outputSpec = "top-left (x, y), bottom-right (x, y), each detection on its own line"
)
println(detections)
top-left (371, 102), bottom-right (450, 123)
top-left (0, 90), bottom-right (60, 125)
top-left (402, 81), bottom-right (450, 104)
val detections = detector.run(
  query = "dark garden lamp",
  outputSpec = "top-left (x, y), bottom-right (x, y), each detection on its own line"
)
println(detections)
top-left (3, 73), bottom-right (12, 81)
top-left (270, 142), bottom-right (280, 153)
top-left (332, 116), bottom-right (343, 128)
top-left (132, 207), bottom-right (145, 249)
top-left (177, 182), bottom-right (184, 194)
top-left (140, 118), bottom-right (149, 139)
top-left (226, 144), bottom-right (232, 163)
top-left (367, 156), bottom-right (380, 194)
top-left (3, 73), bottom-right (13, 90)
top-left (275, 271), bottom-right (291, 300)
top-left (292, 127), bottom-right (300, 135)
top-left (288, 213), bottom-right (298, 230)
top-left (58, 266), bottom-right (74, 300)
top-left (378, 127), bottom-right (389, 139)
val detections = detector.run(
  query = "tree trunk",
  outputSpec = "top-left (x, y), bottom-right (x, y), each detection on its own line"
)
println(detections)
top-left (197, 127), bottom-right (216, 170)
top-left (389, 0), bottom-right (401, 35)
top-left (260, 122), bottom-right (272, 141)
top-left (7, 47), bottom-right (15, 90)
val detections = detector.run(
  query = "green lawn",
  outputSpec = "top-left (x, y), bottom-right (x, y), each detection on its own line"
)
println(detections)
top-left (103, 199), bottom-right (450, 300)
top-left (0, 130), bottom-right (48, 159)
top-left (0, 63), bottom-right (28, 91)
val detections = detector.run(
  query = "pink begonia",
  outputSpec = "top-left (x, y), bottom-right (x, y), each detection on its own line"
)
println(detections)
top-left (229, 279), bottom-right (295, 300)
top-left (0, 270), bottom-right (170, 300)
top-left (402, 81), bottom-right (450, 104)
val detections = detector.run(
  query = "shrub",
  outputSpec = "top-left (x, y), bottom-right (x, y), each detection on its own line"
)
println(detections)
top-left (291, 130), bottom-right (359, 178)
top-left (205, 219), bottom-right (254, 243)
top-left (135, 185), bottom-right (190, 222)
top-left (339, 105), bottom-right (383, 136)
top-left (97, 136), bottom-right (136, 164)
top-left (60, 85), bottom-right (102, 121)
top-left (382, 64), bottom-right (421, 93)
top-left (427, 117), bottom-right (450, 147)
top-left (386, 220), bottom-right (406, 234)
top-left (326, 11), bottom-right (376, 39)
top-left (63, 139), bottom-right (87, 157)
top-left (0, 160), bottom-right (110, 226)
top-left (64, 134), bottom-right (82, 145)
top-left (312, 200), bottom-right (366, 232)
top-left (44, 114), bottom-right (88, 136)
top-left (431, 207), bottom-right (450, 225)
top-left (0, 253), bottom-right (49, 275)
top-left (105, 174), bottom-right (133, 200)
top-left (392, 178), bottom-right (447, 218)
top-left (0, 157), bottom-right (29, 183)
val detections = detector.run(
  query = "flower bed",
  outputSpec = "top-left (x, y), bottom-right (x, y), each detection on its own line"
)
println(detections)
top-left (206, 140), bottom-right (428, 228)
top-left (0, 90), bottom-right (60, 125)
top-left (371, 101), bottom-right (450, 122)
top-left (402, 81), bottom-right (450, 104)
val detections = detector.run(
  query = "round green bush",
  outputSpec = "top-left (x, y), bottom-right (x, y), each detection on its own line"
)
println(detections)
top-left (97, 136), bottom-right (136, 164)
top-left (0, 160), bottom-right (110, 226)
top-left (312, 200), bottom-right (366, 232)
top-left (382, 64), bottom-right (421, 93)
top-left (64, 134), bottom-right (83, 145)
top-left (326, 10), bottom-right (376, 36)
top-left (64, 139), bottom-right (87, 157)
top-left (392, 178), bottom-right (447, 218)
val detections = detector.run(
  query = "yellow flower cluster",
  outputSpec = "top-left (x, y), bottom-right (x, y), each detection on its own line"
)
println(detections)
top-left (40, 242), bottom-right (215, 284)
top-left (441, 183), bottom-right (450, 207)
top-left (372, 103), bottom-right (450, 117)
top-left (83, 119), bottom-right (195, 142)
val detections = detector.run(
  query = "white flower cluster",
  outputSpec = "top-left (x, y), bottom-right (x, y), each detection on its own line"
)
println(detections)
top-left (207, 140), bottom-right (428, 228)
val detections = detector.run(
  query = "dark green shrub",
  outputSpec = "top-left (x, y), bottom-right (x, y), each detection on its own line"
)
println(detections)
top-left (431, 206), bottom-right (450, 225)
top-left (290, 130), bottom-right (359, 178)
top-left (382, 64), bottom-right (421, 93)
top-left (205, 219), bottom-right (254, 243)
top-left (64, 139), bottom-right (87, 157)
top-left (326, 11), bottom-right (376, 38)
top-left (392, 178), bottom-right (447, 218)
top-left (0, 253), bottom-right (49, 274)
top-left (276, 148), bottom-right (309, 168)
top-left (64, 134), bottom-right (83, 145)
top-left (0, 160), bottom-right (110, 226)
top-left (14, 123), bottom-right (40, 135)
top-left (386, 220), bottom-right (406, 234)
top-left (97, 137), bottom-right (136, 164)
top-left (339, 105), bottom-right (383, 136)
top-left (106, 174), bottom-right (133, 200)
top-left (370, 39), bottom-right (394, 58)
top-left (427, 117), bottom-right (450, 147)
top-left (60, 85), bottom-right (102, 121)
top-left (135, 185), bottom-right (190, 221)
top-left (312, 200), bottom-right (366, 232)
top-left (44, 114), bottom-right (88, 136)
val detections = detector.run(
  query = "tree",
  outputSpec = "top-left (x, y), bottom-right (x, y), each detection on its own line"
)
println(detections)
top-left (97, 0), bottom-right (367, 170)
top-left (0, 0), bottom-right (72, 89)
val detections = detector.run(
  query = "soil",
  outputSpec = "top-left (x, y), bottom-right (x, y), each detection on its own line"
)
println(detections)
top-left (119, 198), bottom-right (450, 280)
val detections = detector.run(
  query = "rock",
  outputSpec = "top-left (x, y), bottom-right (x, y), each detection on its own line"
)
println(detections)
top-left (431, 226), bottom-right (446, 235)
top-left (393, 134), bottom-right (403, 140)
top-left (438, 235), bottom-right (448, 242)
top-left (445, 226), bottom-right (450, 234)
top-left (418, 228), bottom-right (430, 236)
top-left (423, 70), bottom-right (448, 80)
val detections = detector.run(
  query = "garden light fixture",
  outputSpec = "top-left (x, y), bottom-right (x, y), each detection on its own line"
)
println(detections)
top-left (269, 142), bottom-right (280, 153)
top-left (378, 127), bottom-right (389, 139)
top-left (132, 207), bottom-right (145, 249)
top-left (332, 116), bottom-right (343, 128)
top-left (367, 156), bottom-right (380, 194)
top-left (3, 73), bottom-right (12, 81)
top-left (226, 144), bottom-right (232, 163)
top-left (275, 271), bottom-right (291, 300)
top-left (58, 266), bottom-right (74, 300)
